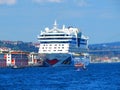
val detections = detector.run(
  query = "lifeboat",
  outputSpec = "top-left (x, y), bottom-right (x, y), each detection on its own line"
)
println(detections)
top-left (75, 63), bottom-right (86, 70)
top-left (75, 63), bottom-right (84, 67)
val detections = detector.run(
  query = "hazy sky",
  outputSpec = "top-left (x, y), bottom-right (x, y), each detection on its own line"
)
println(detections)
top-left (0, 0), bottom-right (119, 44)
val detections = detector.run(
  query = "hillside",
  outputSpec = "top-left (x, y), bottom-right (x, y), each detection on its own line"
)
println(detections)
top-left (89, 41), bottom-right (120, 57)
top-left (0, 40), bottom-right (120, 56)
top-left (89, 41), bottom-right (120, 50)
top-left (0, 40), bottom-right (38, 52)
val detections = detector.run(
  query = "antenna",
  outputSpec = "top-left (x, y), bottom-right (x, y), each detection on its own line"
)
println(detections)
top-left (53, 20), bottom-right (57, 29)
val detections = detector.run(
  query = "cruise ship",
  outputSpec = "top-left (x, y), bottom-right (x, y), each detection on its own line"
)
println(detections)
top-left (37, 21), bottom-right (90, 67)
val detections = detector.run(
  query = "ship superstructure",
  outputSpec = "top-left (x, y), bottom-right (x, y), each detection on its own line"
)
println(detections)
top-left (37, 21), bottom-right (90, 67)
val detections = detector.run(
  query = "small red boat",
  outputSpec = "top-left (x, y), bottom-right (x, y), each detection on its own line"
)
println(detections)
top-left (75, 63), bottom-right (84, 67)
top-left (75, 63), bottom-right (86, 70)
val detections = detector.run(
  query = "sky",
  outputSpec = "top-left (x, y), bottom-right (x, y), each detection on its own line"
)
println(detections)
top-left (0, 0), bottom-right (120, 44)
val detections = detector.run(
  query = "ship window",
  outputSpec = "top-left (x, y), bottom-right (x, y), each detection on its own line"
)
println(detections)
top-left (58, 50), bottom-right (62, 51)
top-left (55, 44), bottom-right (57, 46)
top-left (50, 44), bottom-right (52, 46)
top-left (42, 47), bottom-right (44, 49)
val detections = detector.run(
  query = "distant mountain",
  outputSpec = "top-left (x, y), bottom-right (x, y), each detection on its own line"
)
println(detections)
top-left (89, 41), bottom-right (120, 50)
top-left (89, 41), bottom-right (120, 46)
top-left (103, 41), bottom-right (120, 46)
top-left (89, 41), bottom-right (120, 57)
top-left (0, 40), bottom-right (38, 52)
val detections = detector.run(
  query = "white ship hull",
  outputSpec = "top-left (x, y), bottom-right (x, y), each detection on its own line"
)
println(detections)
top-left (39, 53), bottom-right (72, 67)
top-left (39, 53), bottom-right (90, 67)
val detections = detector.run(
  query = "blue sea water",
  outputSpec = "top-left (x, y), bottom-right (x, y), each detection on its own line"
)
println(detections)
top-left (0, 63), bottom-right (120, 90)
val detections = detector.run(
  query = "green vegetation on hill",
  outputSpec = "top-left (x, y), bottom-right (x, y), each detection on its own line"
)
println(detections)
top-left (89, 41), bottom-right (120, 57)
top-left (0, 41), bottom-right (38, 52)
